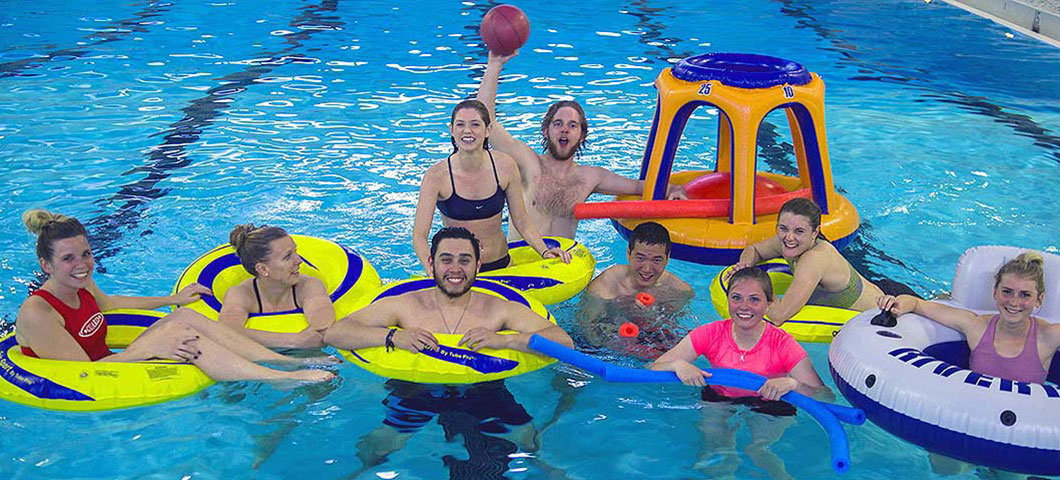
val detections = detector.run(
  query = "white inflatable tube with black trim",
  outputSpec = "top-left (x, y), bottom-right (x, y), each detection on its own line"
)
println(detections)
top-left (829, 246), bottom-right (1060, 475)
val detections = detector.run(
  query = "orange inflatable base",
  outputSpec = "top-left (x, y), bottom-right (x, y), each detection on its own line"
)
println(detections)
top-left (611, 218), bottom-right (858, 266)
top-left (604, 171), bottom-right (861, 266)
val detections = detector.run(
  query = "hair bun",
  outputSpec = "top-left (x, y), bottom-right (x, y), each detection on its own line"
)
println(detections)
top-left (995, 250), bottom-right (1047, 296)
top-left (228, 224), bottom-right (287, 276)
top-left (229, 223), bottom-right (256, 251)
top-left (22, 209), bottom-right (58, 235)
top-left (1016, 251), bottom-right (1044, 266)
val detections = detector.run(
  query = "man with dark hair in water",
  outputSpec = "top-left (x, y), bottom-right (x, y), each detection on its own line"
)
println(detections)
top-left (477, 51), bottom-right (686, 240)
top-left (578, 222), bottom-right (693, 357)
top-left (586, 222), bottom-right (692, 300)
top-left (324, 227), bottom-right (572, 478)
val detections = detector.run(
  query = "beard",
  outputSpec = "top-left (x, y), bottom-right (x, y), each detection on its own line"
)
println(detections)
top-left (545, 136), bottom-right (578, 161)
top-left (434, 272), bottom-right (475, 298)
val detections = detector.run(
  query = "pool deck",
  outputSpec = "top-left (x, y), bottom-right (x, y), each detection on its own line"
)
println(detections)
top-left (942, 0), bottom-right (1060, 46)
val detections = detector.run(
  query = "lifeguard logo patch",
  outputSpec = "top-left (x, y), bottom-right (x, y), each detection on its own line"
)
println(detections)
top-left (79, 312), bottom-right (104, 337)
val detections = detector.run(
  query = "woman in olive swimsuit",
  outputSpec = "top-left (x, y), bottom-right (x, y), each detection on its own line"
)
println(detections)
top-left (730, 198), bottom-right (889, 326)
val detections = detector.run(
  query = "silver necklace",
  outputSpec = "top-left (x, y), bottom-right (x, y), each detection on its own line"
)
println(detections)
top-left (732, 325), bottom-right (763, 362)
top-left (436, 292), bottom-right (471, 334)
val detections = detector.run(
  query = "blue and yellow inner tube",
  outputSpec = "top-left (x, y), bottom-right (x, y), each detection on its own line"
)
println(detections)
top-left (478, 237), bottom-right (595, 305)
top-left (339, 278), bottom-right (558, 384)
top-left (710, 259), bottom-right (857, 343)
top-left (0, 310), bottom-right (213, 411)
top-left (173, 234), bottom-right (381, 332)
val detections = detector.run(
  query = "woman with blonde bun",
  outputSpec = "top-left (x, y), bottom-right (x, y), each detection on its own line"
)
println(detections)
top-left (217, 224), bottom-right (334, 349)
top-left (14, 209), bottom-right (334, 383)
top-left (878, 252), bottom-right (1060, 383)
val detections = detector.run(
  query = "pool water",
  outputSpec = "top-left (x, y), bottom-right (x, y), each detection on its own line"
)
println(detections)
top-left (1, 0), bottom-right (1058, 478)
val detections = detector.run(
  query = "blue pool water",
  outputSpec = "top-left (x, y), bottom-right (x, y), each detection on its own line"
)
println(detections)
top-left (2, 0), bottom-right (1059, 478)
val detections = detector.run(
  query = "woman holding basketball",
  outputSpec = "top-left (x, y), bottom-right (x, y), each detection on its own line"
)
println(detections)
top-left (412, 99), bottom-right (571, 273)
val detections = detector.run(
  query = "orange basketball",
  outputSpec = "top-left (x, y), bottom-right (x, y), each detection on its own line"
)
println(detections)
top-left (480, 5), bottom-right (530, 56)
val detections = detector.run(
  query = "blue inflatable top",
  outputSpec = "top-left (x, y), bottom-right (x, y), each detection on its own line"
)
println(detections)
top-left (672, 53), bottom-right (812, 88)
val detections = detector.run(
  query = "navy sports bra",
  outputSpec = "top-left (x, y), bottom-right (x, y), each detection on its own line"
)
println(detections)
top-left (436, 151), bottom-right (506, 221)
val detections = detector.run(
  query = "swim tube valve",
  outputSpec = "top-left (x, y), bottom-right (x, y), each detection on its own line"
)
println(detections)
top-left (870, 309), bottom-right (897, 327)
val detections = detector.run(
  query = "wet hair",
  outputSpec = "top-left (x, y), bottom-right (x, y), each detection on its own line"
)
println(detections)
top-left (628, 221), bottom-right (672, 255)
top-left (779, 198), bottom-right (822, 232)
top-left (540, 100), bottom-right (588, 159)
top-left (778, 197), bottom-right (830, 242)
top-left (994, 252), bottom-right (1046, 297)
top-left (23, 209), bottom-right (89, 262)
top-left (229, 224), bottom-right (289, 276)
top-left (450, 99), bottom-right (491, 152)
top-left (430, 226), bottom-right (480, 262)
top-left (729, 267), bottom-right (774, 302)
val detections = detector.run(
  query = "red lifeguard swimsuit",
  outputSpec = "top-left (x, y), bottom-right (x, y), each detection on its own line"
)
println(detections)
top-left (21, 288), bottom-right (112, 361)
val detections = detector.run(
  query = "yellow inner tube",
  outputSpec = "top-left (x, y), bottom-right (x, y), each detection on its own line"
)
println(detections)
top-left (0, 310), bottom-right (213, 412)
top-left (339, 278), bottom-right (558, 384)
top-left (477, 236), bottom-right (596, 305)
top-left (173, 234), bottom-right (381, 332)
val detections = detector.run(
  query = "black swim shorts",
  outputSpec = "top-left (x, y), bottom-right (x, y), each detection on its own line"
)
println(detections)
top-left (700, 385), bottom-right (797, 417)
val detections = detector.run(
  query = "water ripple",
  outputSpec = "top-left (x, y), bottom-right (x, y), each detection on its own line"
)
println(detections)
top-left (385, 62), bottom-right (476, 74)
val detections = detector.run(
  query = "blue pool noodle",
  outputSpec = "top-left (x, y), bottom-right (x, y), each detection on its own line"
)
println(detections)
top-left (529, 334), bottom-right (863, 473)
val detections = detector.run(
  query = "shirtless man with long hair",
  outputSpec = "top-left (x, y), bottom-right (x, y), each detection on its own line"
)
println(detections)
top-left (477, 51), bottom-right (685, 240)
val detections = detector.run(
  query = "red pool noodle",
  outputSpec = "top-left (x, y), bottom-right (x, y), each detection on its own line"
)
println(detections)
top-left (574, 189), bottom-right (812, 219)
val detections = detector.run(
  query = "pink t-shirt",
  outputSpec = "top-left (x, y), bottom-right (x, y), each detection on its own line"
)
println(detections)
top-left (689, 319), bottom-right (807, 397)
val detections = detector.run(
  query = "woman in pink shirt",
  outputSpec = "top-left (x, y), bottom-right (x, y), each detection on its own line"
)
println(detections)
top-left (652, 267), bottom-right (827, 479)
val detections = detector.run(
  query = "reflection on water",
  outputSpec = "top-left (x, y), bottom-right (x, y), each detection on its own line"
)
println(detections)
top-left (86, 0), bottom-right (345, 267)
top-left (0, 2), bottom-right (174, 78)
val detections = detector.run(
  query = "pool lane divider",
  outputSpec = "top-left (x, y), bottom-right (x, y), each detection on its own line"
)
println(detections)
top-left (528, 334), bottom-right (864, 473)
top-left (0, 2), bottom-right (175, 78)
top-left (82, 0), bottom-right (346, 264)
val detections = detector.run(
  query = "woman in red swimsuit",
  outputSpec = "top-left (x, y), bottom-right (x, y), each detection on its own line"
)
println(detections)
top-left (411, 99), bottom-right (571, 274)
top-left (14, 209), bottom-right (334, 383)
top-left (216, 224), bottom-right (334, 349)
